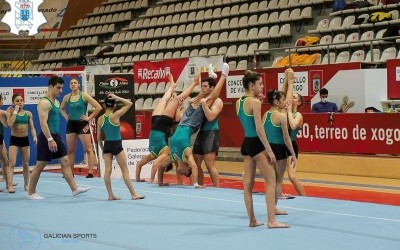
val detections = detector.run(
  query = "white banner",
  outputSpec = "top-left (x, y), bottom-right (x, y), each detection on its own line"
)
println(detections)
top-left (98, 139), bottom-right (153, 180)
top-left (396, 67), bottom-right (400, 81)
top-left (226, 75), bottom-right (244, 98)
top-left (277, 71), bottom-right (309, 96)
top-left (0, 87), bottom-right (12, 105)
top-left (24, 87), bottom-right (48, 104)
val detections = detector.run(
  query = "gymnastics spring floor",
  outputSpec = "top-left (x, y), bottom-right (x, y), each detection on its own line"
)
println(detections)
top-left (1, 173), bottom-right (399, 250)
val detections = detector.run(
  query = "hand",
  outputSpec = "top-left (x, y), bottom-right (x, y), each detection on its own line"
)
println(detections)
top-left (14, 105), bottom-right (22, 113)
top-left (176, 97), bottom-right (185, 105)
top-left (290, 156), bottom-right (297, 168)
top-left (48, 140), bottom-right (58, 152)
top-left (33, 137), bottom-right (38, 145)
top-left (193, 73), bottom-right (200, 84)
top-left (6, 106), bottom-right (14, 113)
top-left (80, 115), bottom-right (90, 122)
top-left (200, 97), bottom-right (210, 105)
top-left (256, 93), bottom-right (265, 102)
top-left (107, 93), bottom-right (117, 100)
top-left (188, 96), bottom-right (199, 104)
top-left (266, 150), bottom-right (276, 165)
top-left (285, 102), bottom-right (292, 110)
top-left (286, 68), bottom-right (294, 83)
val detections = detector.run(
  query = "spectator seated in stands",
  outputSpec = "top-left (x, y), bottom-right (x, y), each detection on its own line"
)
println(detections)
top-left (312, 88), bottom-right (339, 113)
top-left (365, 107), bottom-right (381, 113)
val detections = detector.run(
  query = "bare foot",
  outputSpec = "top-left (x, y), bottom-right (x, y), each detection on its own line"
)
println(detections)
top-left (132, 195), bottom-right (145, 200)
top-left (0, 189), bottom-right (3, 192)
top-left (8, 187), bottom-right (15, 193)
top-left (275, 208), bottom-right (288, 215)
top-left (158, 183), bottom-right (169, 186)
top-left (249, 220), bottom-right (264, 227)
top-left (136, 179), bottom-right (146, 182)
top-left (108, 195), bottom-right (121, 201)
top-left (12, 182), bottom-right (18, 186)
top-left (267, 221), bottom-right (290, 228)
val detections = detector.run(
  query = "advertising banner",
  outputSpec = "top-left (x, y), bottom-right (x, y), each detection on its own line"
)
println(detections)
top-left (0, 72), bottom-right (85, 165)
top-left (296, 113), bottom-right (400, 155)
top-left (93, 74), bottom-right (135, 140)
top-left (133, 56), bottom-right (224, 85)
top-left (98, 139), bottom-right (153, 180)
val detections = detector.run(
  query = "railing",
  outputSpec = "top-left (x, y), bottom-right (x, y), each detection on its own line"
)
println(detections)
top-left (0, 36), bottom-right (36, 75)
top-left (254, 35), bottom-right (400, 67)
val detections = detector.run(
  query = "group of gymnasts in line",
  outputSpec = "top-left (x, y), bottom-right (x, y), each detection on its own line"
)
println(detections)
top-left (0, 63), bottom-right (305, 228)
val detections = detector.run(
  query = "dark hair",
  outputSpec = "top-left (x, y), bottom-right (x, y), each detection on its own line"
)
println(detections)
top-left (319, 88), bottom-right (328, 95)
top-left (48, 76), bottom-right (64, 86)
top-left (267, 90), bottom-right (285, 105)
top-left (242, 70), bottom-right (261, 90)
top-left (365, 107), bottom-right (381, 113)
top-left (12, 93), bottom-right (23, 102)
top-left (182, 167), bottom-right (192, 177)
top-left (295, 93), bottom-right (304, 108)
top-left (201, 77), bottom-right (216, 88)
top-left (104, 97), bottom-right (116, 108)
top-left (0, 94), bottom-right (2, 101)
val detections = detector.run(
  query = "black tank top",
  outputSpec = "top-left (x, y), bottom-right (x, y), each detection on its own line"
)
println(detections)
top-left (151, 115), bottom-right (173, 134)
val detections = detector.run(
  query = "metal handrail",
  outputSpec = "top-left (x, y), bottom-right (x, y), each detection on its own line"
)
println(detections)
top-left (3, 35), bottom-right (36, 72)
top-left (254, 35), bottom-right (400, 67)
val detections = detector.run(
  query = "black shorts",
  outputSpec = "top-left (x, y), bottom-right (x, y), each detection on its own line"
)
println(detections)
top-left (0, 134), bottom-right (3, 145)
top-left (270, 143), bottom-right (289, 161)
top-left (66, 120), bottom-right (90, 134)
top-left (37, 132), bottom-right (68, 162)
top-left (192, 130), bottom-right (220, 155)
top-left (103, 140), bottom-right (123, 155)
top-left (240, 137), bottom-right (265, 158)
top-left (10, 136), bottom-right (29, 147)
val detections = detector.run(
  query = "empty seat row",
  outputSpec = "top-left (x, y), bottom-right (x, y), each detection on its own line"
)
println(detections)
top-left (112, 26), bottom-right (290, 53)
top-left (73, 12), bottom-right (131, 29)
top-left (60, 24), bottom-right (115, 39)
top-left (126, 7), bottom-right (310, 32)
top-left (90, 0), bottom-right (147, 16)
top-left (41, 36), bottom-right (98, 52)
top-left (33, 49), bottom-right (80, 63)
top-left (144, 0), bottom-right (315, 18)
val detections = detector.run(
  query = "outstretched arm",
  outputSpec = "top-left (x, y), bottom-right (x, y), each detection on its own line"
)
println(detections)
top-left (153, 80), bottom-right (177, 116)
top-left (176, 74), bottom-right (200, 100)
top-left (206, 63), bottom-right (229, 107)
top-left (284, 68), bottom-right (295, 105)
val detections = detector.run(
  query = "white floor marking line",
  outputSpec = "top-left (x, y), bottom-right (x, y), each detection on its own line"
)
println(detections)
top-left (15, 177), bottom-right (400, 223)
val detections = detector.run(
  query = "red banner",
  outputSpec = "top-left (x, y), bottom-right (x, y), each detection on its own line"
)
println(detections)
top-left (297, 113), bottom-right (400, 155)
top-left (386, 59), bottom-right (400, 99)
top-left (133, 58), bottom-right (189, 84)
